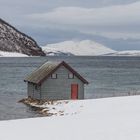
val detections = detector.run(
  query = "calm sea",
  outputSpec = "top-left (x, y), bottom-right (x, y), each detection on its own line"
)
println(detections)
top-left (0, 56), bottom-right (140, 120)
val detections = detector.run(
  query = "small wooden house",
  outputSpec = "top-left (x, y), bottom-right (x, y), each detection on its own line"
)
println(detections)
top-left (24, 61), bottom-right (88, 100)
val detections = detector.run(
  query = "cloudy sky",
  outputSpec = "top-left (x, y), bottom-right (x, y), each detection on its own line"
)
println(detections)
top-left (0, 0), bottom-right (140, 50)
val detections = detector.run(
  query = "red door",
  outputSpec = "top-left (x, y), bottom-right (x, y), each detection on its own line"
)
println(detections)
top-left (71, 84), bottom-right (78, 99)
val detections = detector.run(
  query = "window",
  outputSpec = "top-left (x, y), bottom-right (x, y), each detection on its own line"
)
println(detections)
top-left (68, 73), bottom-right (74, 79)
top-left (51, 74), bottom-right (57, 79)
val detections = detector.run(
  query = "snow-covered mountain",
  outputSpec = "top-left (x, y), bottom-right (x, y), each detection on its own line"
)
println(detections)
top-left (42, 40), bottom-right (116, 56)
top-left (112, 50), bottom-right (140, 56)
top-left (0, 18), bottom-right (45, 56)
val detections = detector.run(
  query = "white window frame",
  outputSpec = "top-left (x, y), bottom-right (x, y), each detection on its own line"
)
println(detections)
top-left (51, 73), bottom-right (57, 79)
top-left (68, 73), bottom-right (74, 79)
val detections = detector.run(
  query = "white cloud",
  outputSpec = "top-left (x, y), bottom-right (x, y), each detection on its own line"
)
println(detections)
top-left (27, 2), bottom-right (140, 39)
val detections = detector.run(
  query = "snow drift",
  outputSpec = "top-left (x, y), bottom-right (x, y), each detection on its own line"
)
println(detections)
top-left (1, 96), bottom-right (140, 140)
top-left (42, 40), bottom-right (116, 56)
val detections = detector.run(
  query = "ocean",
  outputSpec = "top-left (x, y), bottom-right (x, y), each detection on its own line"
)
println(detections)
top-left (0, 56), bottom-right (140, 120)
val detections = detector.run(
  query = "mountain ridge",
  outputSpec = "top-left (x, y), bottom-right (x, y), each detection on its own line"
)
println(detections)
top-left (42, 40), bottom-right (116, 56)
top-left (0, 18), bottom-right (45, 56)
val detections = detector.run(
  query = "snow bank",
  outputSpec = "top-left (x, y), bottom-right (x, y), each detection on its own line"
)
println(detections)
top-left (42, 40), bottom-right (116, 56)
top-left (0, 51), bottom-right (28, 57)
top-left (1, 96), bottom-right (140, 140)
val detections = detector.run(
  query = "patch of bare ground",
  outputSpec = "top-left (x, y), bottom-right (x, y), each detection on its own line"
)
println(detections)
top-left (18, 97), bottom-right (69, 116)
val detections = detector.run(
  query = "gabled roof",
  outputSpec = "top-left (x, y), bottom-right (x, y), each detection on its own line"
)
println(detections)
top-left (24, 61), bottom-right (89, 85)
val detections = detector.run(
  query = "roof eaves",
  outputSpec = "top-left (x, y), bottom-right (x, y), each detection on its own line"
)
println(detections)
top-left (24, 61), bottom-right (89, 85)
top-left (37, 62), bottom-right (62, 85)
top-left (62, 61), bottom-right (89, 84)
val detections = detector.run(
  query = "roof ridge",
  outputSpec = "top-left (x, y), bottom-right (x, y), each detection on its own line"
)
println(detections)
top-left (24, 61), bottom-right (88, 84)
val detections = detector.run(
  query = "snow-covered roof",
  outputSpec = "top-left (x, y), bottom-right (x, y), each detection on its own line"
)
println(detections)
top-left (24, 61), bottom-right (88, 84)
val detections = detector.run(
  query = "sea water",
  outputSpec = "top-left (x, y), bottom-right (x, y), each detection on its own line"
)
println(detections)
top-left (0, 56), bottom-right (140, 120)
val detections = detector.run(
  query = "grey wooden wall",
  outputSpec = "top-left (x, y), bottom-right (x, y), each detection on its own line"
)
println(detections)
top-left (27, 65), bottom-right (84, 100)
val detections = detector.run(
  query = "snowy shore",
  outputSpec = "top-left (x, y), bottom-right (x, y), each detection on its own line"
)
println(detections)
top-left (0, 51), bottom-right (28, 57)
top-left (1, 96), bottom-right (140, 140)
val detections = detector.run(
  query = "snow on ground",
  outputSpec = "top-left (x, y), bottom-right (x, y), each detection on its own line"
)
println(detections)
top-left (42, 40), bottom-right (116, 56)
top-left (1, 96), bottom-right (140, 140)
top-left (0, 51), bottom-right (28, 57)
top-left (24, 100), bottom-right (84, 116)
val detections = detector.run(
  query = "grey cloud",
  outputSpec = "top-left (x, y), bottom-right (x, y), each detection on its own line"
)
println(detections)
top-left (0, 0), bottom-right (140, 50)
top-left (27, 2), bottom-right (140, 39)
top-left (19, 26), bottom-right (140, 51)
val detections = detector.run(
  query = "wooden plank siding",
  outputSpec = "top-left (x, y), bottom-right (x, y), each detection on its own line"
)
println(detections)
top-left (27, 83), bottom-right (33, 98)
top-left (41, 66), bottom-right (84, 100)
top-left (27, 65), bottom-right (85, 100)
top-left (27, 83), bottom-right (41, 99)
